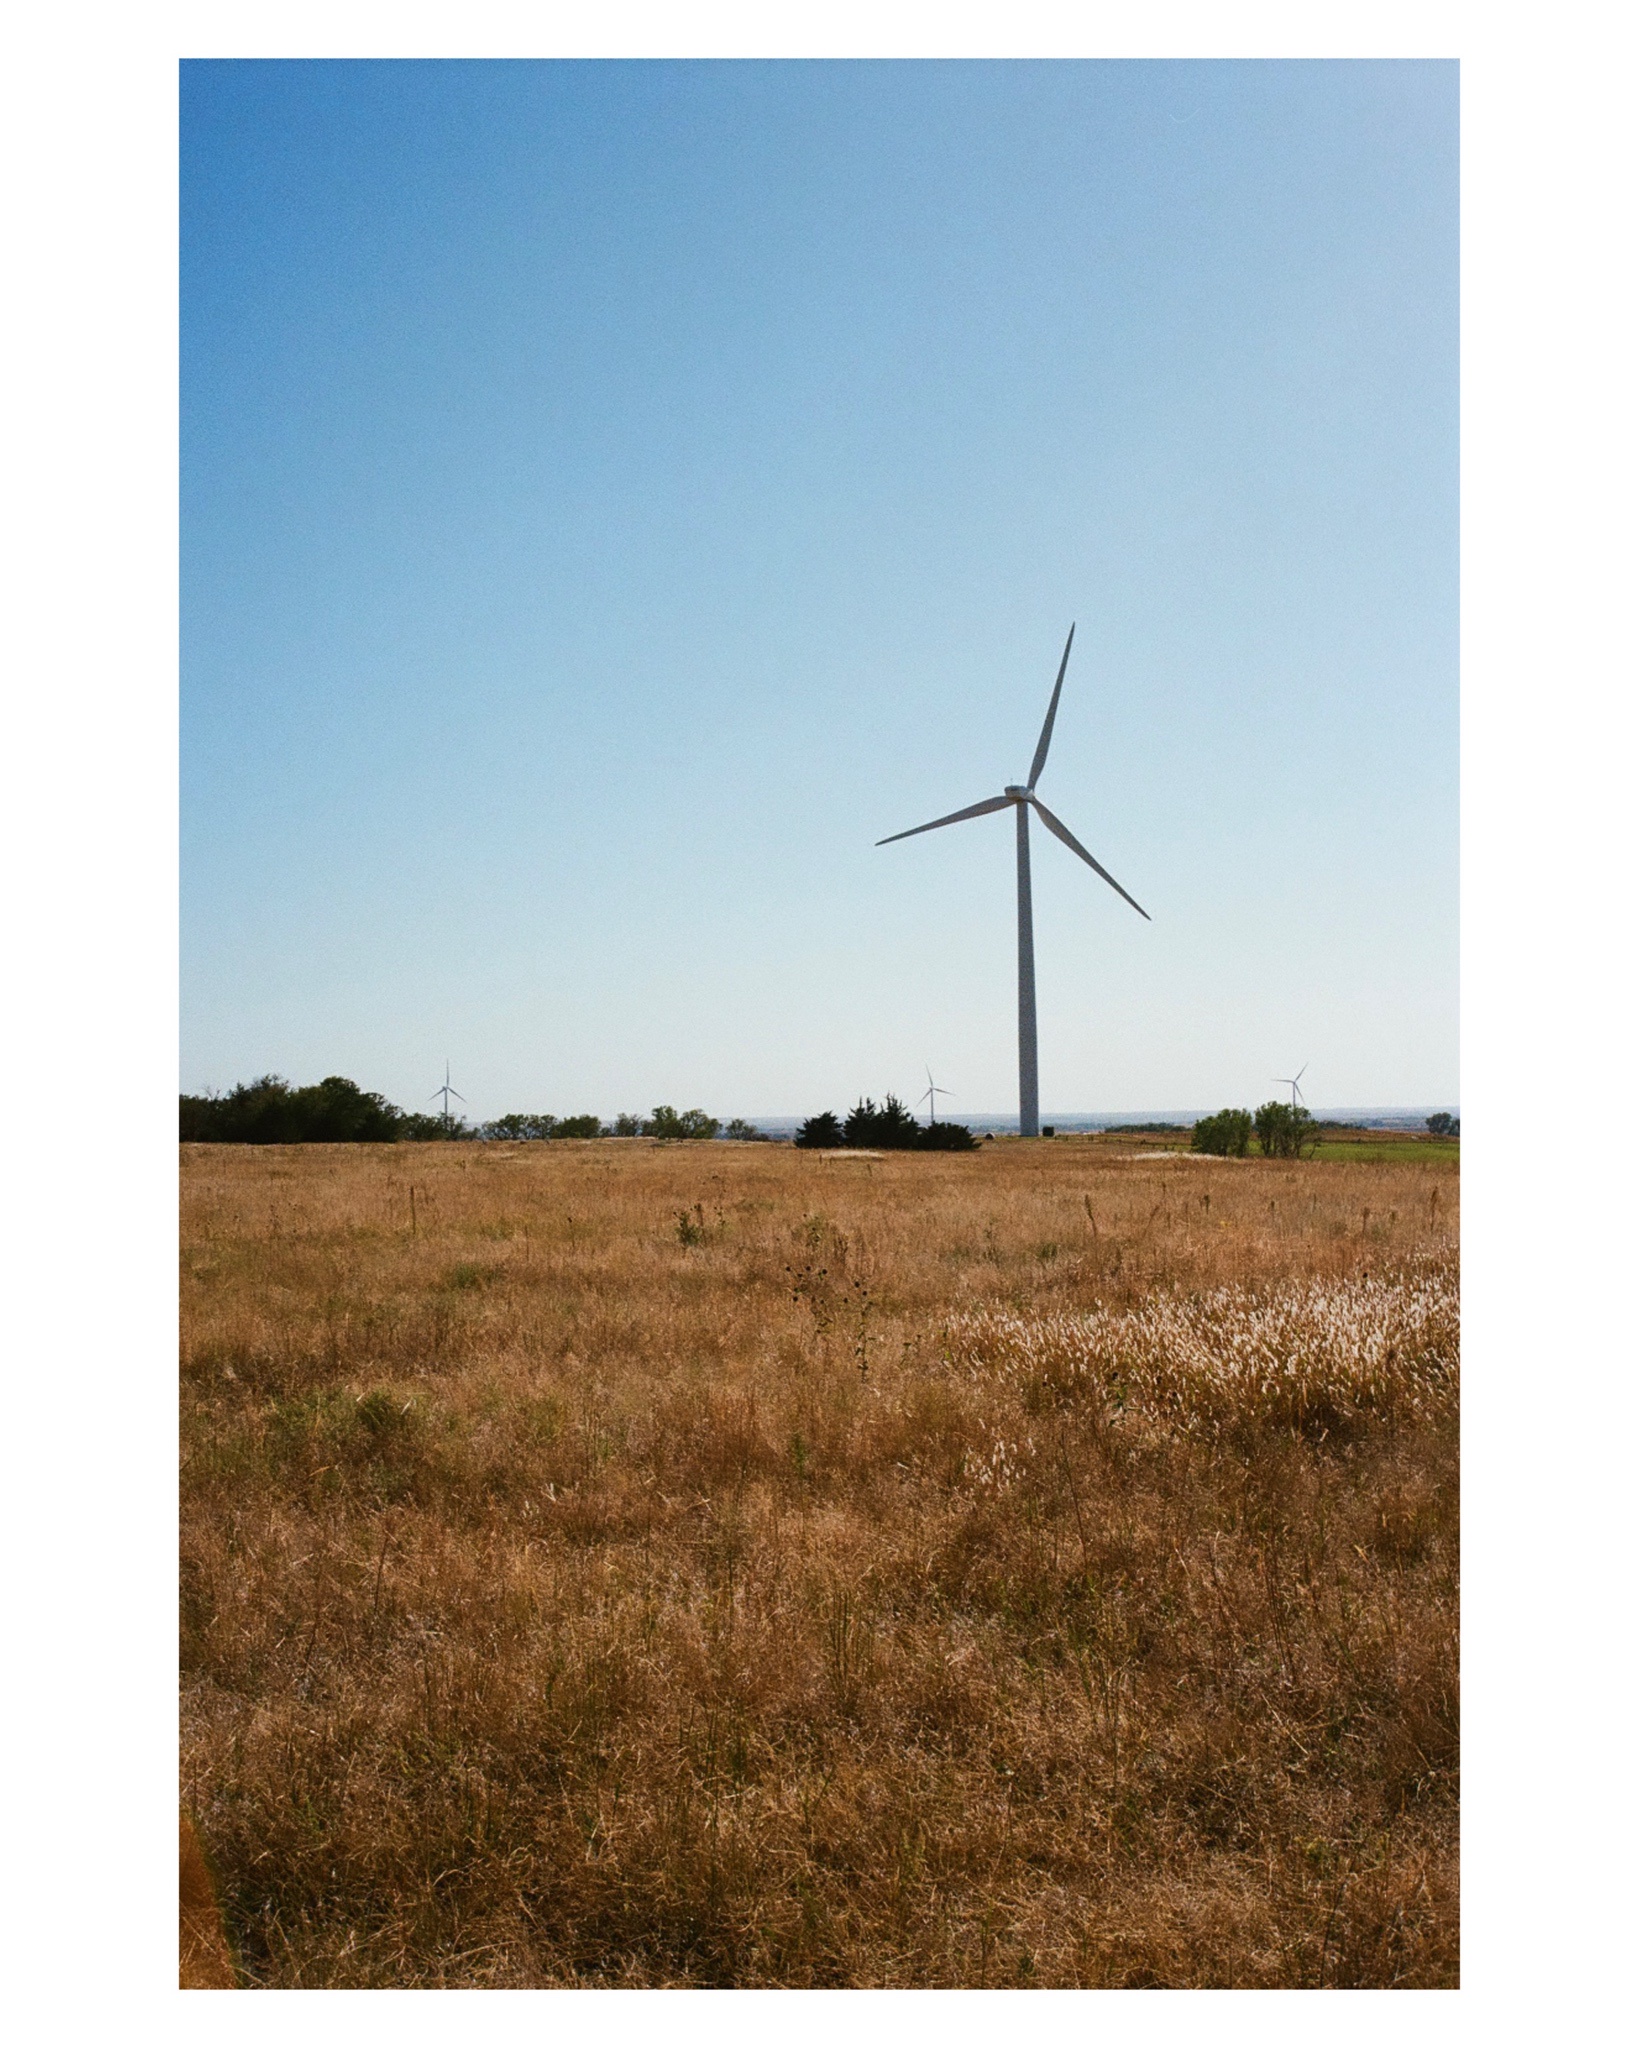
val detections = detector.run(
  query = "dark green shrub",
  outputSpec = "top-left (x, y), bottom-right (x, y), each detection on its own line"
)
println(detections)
top-left (1192, 1109), bottom-right (1253, 1157)
top-left (794, 1111), bottom-right (844, 1150)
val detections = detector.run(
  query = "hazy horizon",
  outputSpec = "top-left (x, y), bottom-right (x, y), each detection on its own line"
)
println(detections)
top-left (180, 1065), bottom-right (1458, 1132)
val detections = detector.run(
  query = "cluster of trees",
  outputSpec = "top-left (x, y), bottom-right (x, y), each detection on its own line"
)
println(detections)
top-left (602, 1108), bottom-right (768, 1141)
top-left (180, 1079), bottom-right (762, 1146)
top-left (179, 1076), bottom-right (435, 1145)
top-left (637, 1106), bottom-right (720, 1142)
top-left (1189, 1105), bottom-right (1460, 1158)
top-left (794, 1096), bottom-right (978, 1152)
top-left (483, 1112), bottom-right (604, 1141)
top-left (1190, 1108), bottom-right (1253, 1156)
top-left (1191, 1102), bottom-right (1319, 1159)
top-left (1254, 1101), bottom-right (1320, 1158)
top-left (486, 1107), bottom-right (747, 1142)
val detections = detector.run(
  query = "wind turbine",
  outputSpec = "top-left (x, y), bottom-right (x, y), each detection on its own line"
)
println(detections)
top-left (1274, 1065), bottom-right (1308, 1111)
top-left (878, 624), bottom-right (1149, 1139)
top-left (919, 1067), bottom-right (954, 1127)
top-left (430, 1060), bottom-right (466, 1133)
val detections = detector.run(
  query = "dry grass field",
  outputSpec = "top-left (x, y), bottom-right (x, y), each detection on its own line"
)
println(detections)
top-left (181, 1135), bottom-right (1458, 1988)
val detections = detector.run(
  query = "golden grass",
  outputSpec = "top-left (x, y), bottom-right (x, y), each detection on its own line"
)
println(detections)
top-left (181, 1136), bottom-right (1458, 1987)
top-left (180, 1811), bottom-right (237, 1988)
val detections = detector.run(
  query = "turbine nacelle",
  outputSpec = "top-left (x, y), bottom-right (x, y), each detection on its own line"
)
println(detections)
top-left (1003, 784), bottom-right (1029, 800)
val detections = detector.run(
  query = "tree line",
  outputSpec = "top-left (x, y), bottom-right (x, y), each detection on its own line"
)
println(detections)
top-left (179, 1077), bottom-right (761, 1145)
top-left (181, 1074), bottom-right (1457, 1152)
top-left (179, 1077), bottom-right (976, 1150)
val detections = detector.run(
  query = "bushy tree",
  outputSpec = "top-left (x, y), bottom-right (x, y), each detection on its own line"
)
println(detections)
top-left (644, 1106), bottom-right (720, 1141)
top-left (1254, 1100), bottom-right (1318, 1159)
top-left (794, 1111), bottom-right (844, 1149)
top-left (610, 1113), bottom-right (642, 1137)
top-left (1426, 1112), bottom-right (1458, 1138)
top-left (843, 1096), bottom-right (922, 1149)
top-left (724, 1119), bottom-right (767, 1142)
top-left (1192, 1109), bottom-right (1253, 1157)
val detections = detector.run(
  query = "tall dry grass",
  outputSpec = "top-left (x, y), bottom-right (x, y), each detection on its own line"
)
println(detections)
top-left (181, 1137), bottom-right (1458, 1986)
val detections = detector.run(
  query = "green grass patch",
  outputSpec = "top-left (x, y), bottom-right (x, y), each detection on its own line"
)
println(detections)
top-left (1310, 1136), bottom-right (1460, 1166)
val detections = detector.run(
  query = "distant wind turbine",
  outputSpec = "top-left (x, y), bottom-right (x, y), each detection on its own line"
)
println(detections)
top-left (1274, 1065), bottom-right (1308, 1111)
top-left (919, 1067), bottom-right (954, 1127)
top-left (878, 624), bottom-right (1149, 1139)
top-left (430, 1060), bottom-right (466, 1132)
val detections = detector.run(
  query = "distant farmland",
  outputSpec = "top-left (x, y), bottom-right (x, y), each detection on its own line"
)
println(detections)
top-left (182, 1135), bottom-right (1458, 1987)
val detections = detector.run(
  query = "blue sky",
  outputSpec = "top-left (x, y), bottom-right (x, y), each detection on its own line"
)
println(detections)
top-left (182, 58), bottom-right (1457, 1123)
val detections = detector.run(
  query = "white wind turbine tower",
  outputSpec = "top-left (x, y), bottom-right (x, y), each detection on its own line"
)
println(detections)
top-left (430, 1060), bottom-right (466, 1133)
top-left (1274, 1065), bottom-right (1308, 1111)
top-left (919, 1066), bottom-right (954, 1127)
top-left (878, 624), bottom-right (1149, 1139)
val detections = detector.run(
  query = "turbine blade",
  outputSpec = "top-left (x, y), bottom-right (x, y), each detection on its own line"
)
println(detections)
top-left (1026, 623), bottom-right (1075, 791)
top-left (876, 793), bottom-right (1012, 846)
top-left (1028, 796), bottom-right (1150, 920)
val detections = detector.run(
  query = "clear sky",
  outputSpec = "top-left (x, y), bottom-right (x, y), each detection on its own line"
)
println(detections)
top-left (182, 58), bottom-right (1457, 1125)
